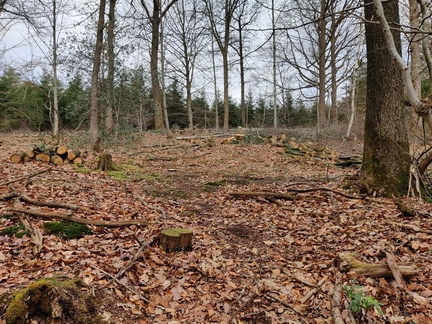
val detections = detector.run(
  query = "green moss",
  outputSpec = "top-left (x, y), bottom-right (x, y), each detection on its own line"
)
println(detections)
top-left (0, 224), bottom-right (29, 238)
top-left (44, 221), bottom-right (92, 239)
top-left (161, 227), bottom-right (193, 236)
top-left (202, 181), bottom-right (226, 192)
top-left (107, 170), bottom-right (128, 181)
top-left (73, 168), bottom-right (91, 173)
top-left (4, 277), bottom-right (106, 324)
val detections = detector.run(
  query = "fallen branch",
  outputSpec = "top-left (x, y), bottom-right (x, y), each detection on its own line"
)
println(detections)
top-left (385, 220), bottom-right (432, 235)
top-left (265, 292), bottom-right (303, 317)
top-left (331, 273), bottom-right (344, 324)
top-left (229, 191), bottom-right (297, 200)
top-left (384, 250), bottom-right (408, 292)
top-left (287, 187), bottom-right (365, 199)
top-left (300, 276), bottom-right (328, 304)
top-left (5, 207), bottom-right (149, 227)
top-left (137, 196), bottom-right (167, 220)
top-left (336, 252), bottom-right (418, 278)
top-left (1, 191), bottom-right (95, 212)
top-left (0, 168), bottom-right (52, 186)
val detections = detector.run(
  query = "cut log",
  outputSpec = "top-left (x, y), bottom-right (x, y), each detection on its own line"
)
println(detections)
top-left (26, 150), bottom-right (36, 158)
top-left (67, 150), bottom-right (80, 160)
top-left (73, 157), bottom-right (84, 164)
top-left (56, 145), bottom-right (68, 155)
top-left (336, 252), bottom-right (418, 278)
top-left (35, 153), bottom-right (51, 163)
top-left (10, 152), bottom-right (27, 163)
top-left (159, 228), bottom-right (193, 252)
top-left (51, 155), bottom-right (64, 165)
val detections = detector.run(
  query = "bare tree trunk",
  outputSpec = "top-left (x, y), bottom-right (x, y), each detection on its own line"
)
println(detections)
top-left (51, 0), bottom-right (59, 138)
top-left (418, 0), bottom-right (432, 81)
top-left (211, 34), bottom-right (219, 131)
top-left (238, 18), bottom-right (246, 127)
top-left (272, 0), bottom-right (277, 129)
top-left (346, 22), bottom-right (363, 139)
top-left (362, 0), bottom-right (410, 195)
top-left (160, 19), bottom-right (171, 138)
top-left (141, 0), bottom-right (178, 130)
top-left (105, 0), bottom-right (116, 134)
top-left (89, 0), bottom-right (106, 152)
top-left (410, 0), bottom-right (421, 98)
top-left (317, 0), bottom-right (327, 129)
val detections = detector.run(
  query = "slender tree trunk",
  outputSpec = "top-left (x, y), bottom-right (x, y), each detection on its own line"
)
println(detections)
top-left (317, 0), bottom-right (327, 129)
top-left (150, 7), bottom-right (164, 130)
top-left (330, 14), bottom-right (338, 125)
top-left (51, 0), bottom-right (59, 138)
top-left (362, 0), bottom-right (410, 195)
top-left (410, 0), bottom-right (421, 98)
top-left (89, 0), bottom-right (106, 152)
top-left (272, 0), bottom-right (277, 129)
top-left (238, 19), bottom-right (246, 127)
top-left (222, 48), bottom-right (229, 131)
top-left (211, 35), bottom-right (219, 131)
top-left (160, 19), bottom-right (171, 138)
top-left (105, 0), bottom-right (116, 134)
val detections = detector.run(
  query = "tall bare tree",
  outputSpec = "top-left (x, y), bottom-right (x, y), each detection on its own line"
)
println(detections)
top-left (205, 0), bottom-right (241, 131)
top-left (165, 0), bottom-right (206, 129)
top-left (90, 0), bottom-right (106, 151)
top-left (139, 0), bottom-right (179, 130)
top-left (105, 0), bottom-right (116, 134)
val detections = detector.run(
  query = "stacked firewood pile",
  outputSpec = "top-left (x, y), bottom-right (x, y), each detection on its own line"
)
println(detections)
top-left (9, 145), bottom-right (84, 165)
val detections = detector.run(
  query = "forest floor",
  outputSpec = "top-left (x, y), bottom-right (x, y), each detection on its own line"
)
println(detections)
top-left (0, 130), bottom-right (432, 324)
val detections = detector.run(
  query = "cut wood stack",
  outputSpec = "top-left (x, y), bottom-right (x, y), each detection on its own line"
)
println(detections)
top-left (10, 145), bottom-right (84, 165)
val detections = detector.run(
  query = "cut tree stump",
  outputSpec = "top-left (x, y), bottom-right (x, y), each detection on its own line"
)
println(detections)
top-left (336, 252), bottom-right (418, 278)
top-left (96, 153), bottom-right (119, 171)
top-left (159, 228), bottom-right (193, 252)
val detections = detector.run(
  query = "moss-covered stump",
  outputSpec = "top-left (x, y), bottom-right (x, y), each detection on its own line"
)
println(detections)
top-left (3, 277), bottom-right (107, 324)
top-left (159, 228), bottom-right (193, 252)
top-left (96, 154), bottom-right (119, 171)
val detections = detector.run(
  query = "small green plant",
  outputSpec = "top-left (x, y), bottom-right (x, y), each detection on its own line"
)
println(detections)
top-left (44, 221), bottom-right (92, 239)
top-left (342, 282), bottom-right (383, 316)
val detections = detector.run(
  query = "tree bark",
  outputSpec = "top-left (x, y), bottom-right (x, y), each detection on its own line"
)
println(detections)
top-left (105, 0), bottom-right (116, 134)
top-left (89, 0), bottom-right (106, 152)
top-left (362, 0), bottom-right (410, 195)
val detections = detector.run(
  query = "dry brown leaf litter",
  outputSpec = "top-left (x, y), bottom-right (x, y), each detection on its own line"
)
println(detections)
top-left (0, 132), bottom-right (431, 323)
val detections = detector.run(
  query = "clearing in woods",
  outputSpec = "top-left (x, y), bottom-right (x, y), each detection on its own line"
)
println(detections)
top-left (0, 131), bottom-right (431, 323)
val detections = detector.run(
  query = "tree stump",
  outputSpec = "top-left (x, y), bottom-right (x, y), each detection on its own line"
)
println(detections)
top-left (159, 228), bottom-right (193, 252)
top-left (96, 153), bottom-right (119, 171)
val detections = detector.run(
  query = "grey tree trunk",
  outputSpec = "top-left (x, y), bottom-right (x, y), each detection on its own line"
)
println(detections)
top-left (105, 0), bottom-right (116, 134)
top-left (51, 0), bottom-right (59, 138)
top-left (89, 0), bottom-right (106, 152)
top-left (317, 0), bottom-right (327, 129)
top-left (362, 0), bottom-right (410, 195)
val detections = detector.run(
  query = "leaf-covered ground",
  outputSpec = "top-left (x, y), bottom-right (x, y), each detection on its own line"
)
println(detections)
top-left (1, 132), bottom-right (432, 323)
